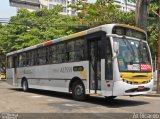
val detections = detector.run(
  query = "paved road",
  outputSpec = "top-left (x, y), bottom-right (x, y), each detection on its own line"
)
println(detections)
top-left (0, 81), bottom-right (160, 119)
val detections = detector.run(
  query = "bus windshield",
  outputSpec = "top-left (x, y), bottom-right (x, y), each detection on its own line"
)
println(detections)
top-left (113, 37), bottom-right (151, 72)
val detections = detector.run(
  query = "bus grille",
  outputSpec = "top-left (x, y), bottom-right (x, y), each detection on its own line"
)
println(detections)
top-left (122, 79), bottom-right (151, 85)
top-left (125, 87), bottom-right (150, 93)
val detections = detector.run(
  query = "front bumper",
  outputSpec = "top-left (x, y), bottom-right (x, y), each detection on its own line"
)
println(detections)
top-left (112, 79), bottom-right (153, 96)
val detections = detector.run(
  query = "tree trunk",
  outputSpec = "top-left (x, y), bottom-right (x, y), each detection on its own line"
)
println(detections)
top-left (135, 0), bottom-right (150, 31)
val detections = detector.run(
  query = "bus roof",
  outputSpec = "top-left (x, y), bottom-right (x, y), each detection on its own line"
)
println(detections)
top-left (6, 24), bottom-right (146, 56)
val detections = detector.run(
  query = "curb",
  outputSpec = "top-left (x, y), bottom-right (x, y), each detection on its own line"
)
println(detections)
top-left (143, 93), bottom-right (160, 97)
top-left (0, 80), bottom-right (6, 82)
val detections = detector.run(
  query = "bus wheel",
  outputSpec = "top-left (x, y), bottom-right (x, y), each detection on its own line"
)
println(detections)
top-left (105, 96), bottom-right (117, 100)
top-left (22, 79), bottom-right (29, 91)
top-left (72, 80), bottom-right (86, 101)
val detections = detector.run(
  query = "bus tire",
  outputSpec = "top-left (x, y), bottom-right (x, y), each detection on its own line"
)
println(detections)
top-left (72, 80), bottom-right (86, 101)
top-left (22, 79), bottom-right (29, 92)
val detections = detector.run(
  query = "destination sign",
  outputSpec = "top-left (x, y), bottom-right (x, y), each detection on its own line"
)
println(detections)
top-left (112, 26), bottom-right (146, 40)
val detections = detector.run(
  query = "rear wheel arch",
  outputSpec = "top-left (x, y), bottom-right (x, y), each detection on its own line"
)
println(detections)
top-left (69, 77), bottom-right (85, 92)
top-left (72, 79), bottom-right (86, 101)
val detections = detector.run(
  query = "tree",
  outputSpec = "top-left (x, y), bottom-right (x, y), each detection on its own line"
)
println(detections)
top-left (0, 1), bottom-right (138, 73)
top-left (69, 0), bottom-right (135, 27)
top-left (135, 0), bottom-right (150, 31)
top-left (0, 7), bottom-right (80, 74)
top-left (148, 0), bottom-right (159, 57)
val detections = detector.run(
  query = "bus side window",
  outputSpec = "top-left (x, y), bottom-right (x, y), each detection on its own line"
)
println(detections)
top-left (36, 49), bottom-right (40, 65)
top-left (75, 38), bottom-right (86, 61)
top-left (48, 45), bottom-right (56, 64)
top-left (57, 44), bottom-right (62, 63)
top-left (30, 50), bottom-right (36, 66)
top-left (19, 53), bottom-right (26, 67)
top-left (22, 53), bottom-right (26, 66)
top-left (37, 47), bottom-right (47, 65)
top-left (46, 46), bottom-right (50, 64)
top-left (19, 54), bottom-right (22, 67)
top-left (66, 41), bottom-right (75, 62)
top-left (7, 56), bottom-right (13, 68)
top-left (26, 52), bottom-right (31, 66)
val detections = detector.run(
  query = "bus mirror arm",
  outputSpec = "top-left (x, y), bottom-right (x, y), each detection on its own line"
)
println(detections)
top-left (113, 42), bottom-right (119, 53)
top-left (112, 52), bottom-right (119, 60)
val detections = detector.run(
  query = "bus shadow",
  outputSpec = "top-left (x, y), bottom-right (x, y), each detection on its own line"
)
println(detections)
top-left (85, 96), bottom-right (149, 108)
top-left (10, 88), bottom-right (150, 108)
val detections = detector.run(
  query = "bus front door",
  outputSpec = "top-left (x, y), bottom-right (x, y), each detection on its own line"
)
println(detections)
top-left (89, 39), bottom-right (101, 94)
top-left (101, 37), bottom-right (113, 96)
top-left (13, 56), bottom-right (18, 86)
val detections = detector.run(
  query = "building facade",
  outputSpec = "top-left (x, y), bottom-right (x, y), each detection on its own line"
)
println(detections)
top-left (9, 0), bottom-right (76, 15)
top-left (114, 0), bottom-right (136, 12)
top-left (9, 0), bottom-right (41, 11)
top-left (9, 0), bottom-right (136, 16)
top-left (45, 0), bottom-right (76, 15)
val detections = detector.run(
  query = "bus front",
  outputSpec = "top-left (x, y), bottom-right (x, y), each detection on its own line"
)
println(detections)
top-left (111, 25), bottom-right (153, 96)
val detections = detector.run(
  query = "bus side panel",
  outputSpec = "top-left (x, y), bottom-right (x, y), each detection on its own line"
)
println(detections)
top-left (16, 61), bottom-right (89, 93)
top-left (6, 68), bottom-right (14, 86)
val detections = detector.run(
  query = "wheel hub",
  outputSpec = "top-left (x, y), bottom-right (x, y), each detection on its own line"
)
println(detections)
top-left (75, 85), bottom-right (83, 96)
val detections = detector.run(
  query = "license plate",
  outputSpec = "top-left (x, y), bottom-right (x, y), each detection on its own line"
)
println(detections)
top-left (138, 86), bottom-right (144, 90)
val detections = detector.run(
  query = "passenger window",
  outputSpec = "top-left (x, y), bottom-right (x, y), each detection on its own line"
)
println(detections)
top-left (7, 56), bottom-right (13, 68)
top-left (75, 39), bottom-right (86, 61)
top-left (66, 41), bottom-right (75, 62)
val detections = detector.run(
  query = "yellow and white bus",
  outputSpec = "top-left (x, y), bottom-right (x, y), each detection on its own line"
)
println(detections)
top-left (6, 24), bottom-right (153, 100)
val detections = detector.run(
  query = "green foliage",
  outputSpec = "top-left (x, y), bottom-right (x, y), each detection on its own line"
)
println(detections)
top-left (0, 0), bottom-right (158, 72)
top-left (148, 24), bottom-right (158, 56)
top-left (0, 0), bottom-right (136, 57)
top-left (0, 7), bottom-right (78, 53)
top-left (69, 0), bottom-right (135, 27)
top-left (0, 6), bottom-right (79, 73)
top-left (148, 0), bottom-right (159, 57)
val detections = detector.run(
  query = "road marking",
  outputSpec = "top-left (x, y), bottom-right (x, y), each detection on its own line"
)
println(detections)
top-left (30, 95), bottom-right (43, 98)
top-left (63, 104), bottom-right (81, 107)
top-left (0, 100), bottom-right (16, 112)
top-left (47, 99), bottom-right (54, 102)
top-left (142, 96), bottom-right (153, 99)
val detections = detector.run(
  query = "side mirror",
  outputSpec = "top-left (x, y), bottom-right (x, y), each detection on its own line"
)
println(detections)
top-left (113, 42), bottom-right (119, 53)
top-left (112, 42), bottom-right (119, 60)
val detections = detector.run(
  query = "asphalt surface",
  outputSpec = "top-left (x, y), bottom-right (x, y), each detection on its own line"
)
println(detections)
top-left (0, 81), bottom-right (160, 119)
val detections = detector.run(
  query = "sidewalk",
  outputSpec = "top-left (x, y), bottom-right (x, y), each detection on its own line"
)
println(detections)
top-left (143, 91), bottom-right (160, 97)
top-left (143, 81), bottom-right (160, 97)
top-left (0, 79), bottom-right (6, 82)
